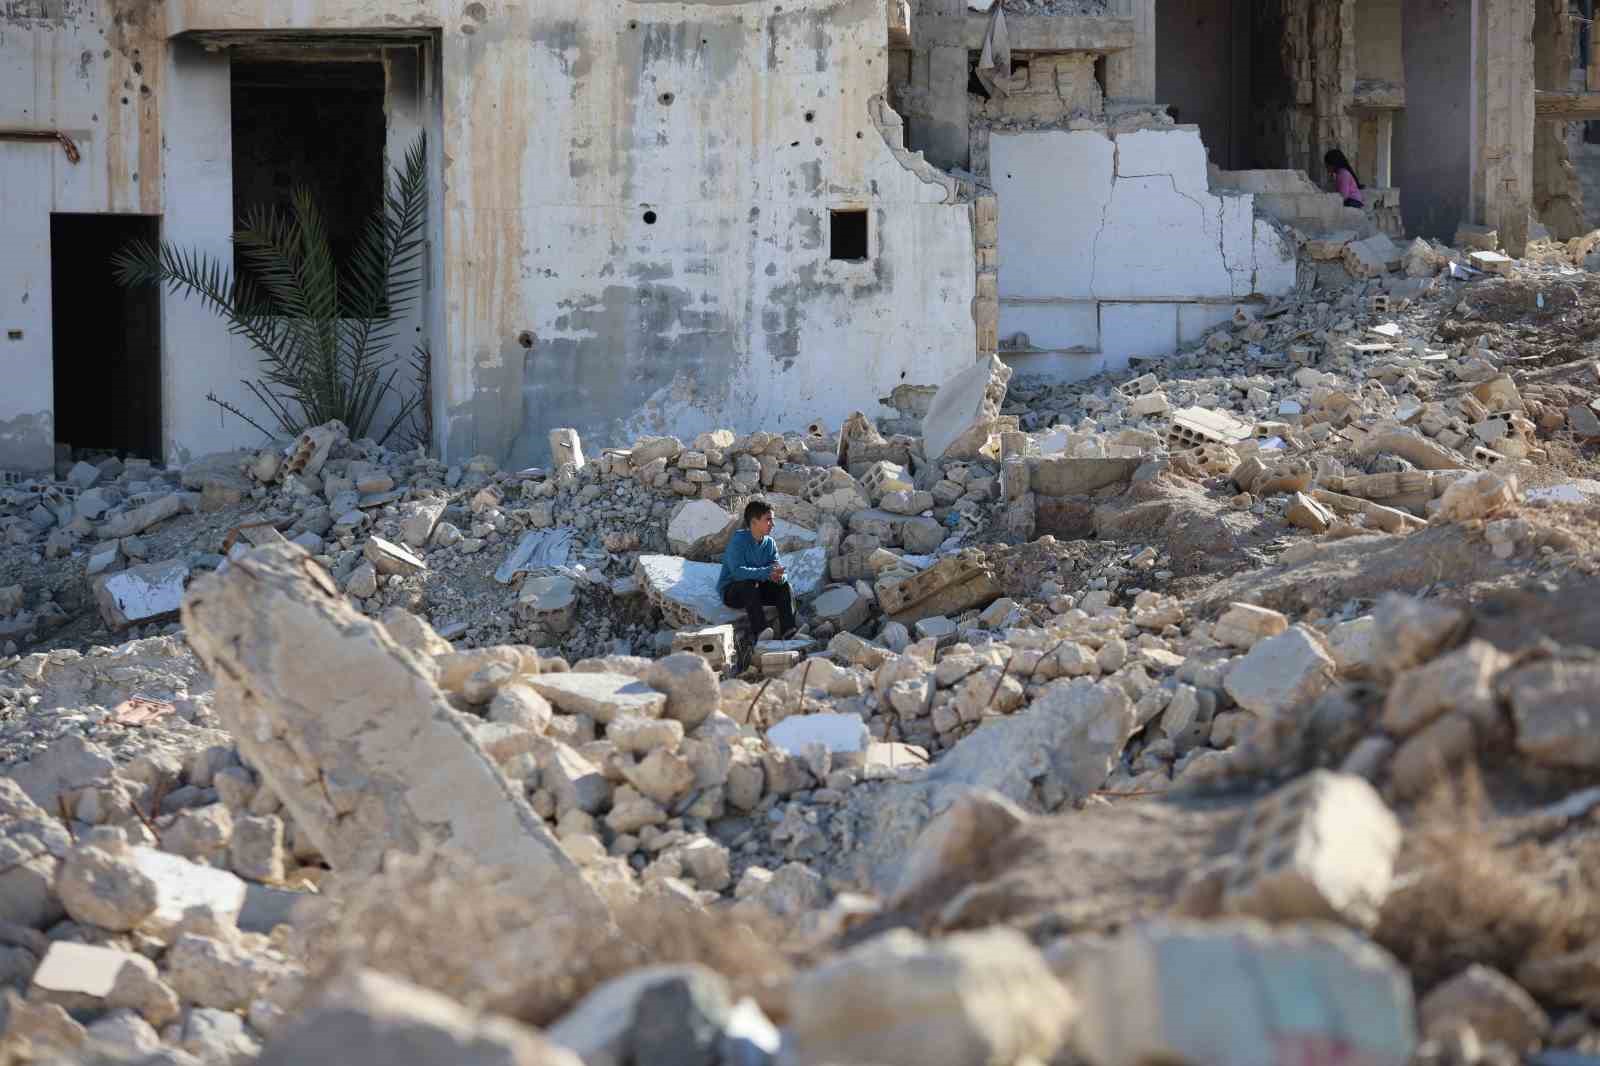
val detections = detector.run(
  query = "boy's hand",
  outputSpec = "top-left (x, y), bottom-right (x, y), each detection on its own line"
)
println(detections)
top-left (769, 562), bottom-right (786, 582)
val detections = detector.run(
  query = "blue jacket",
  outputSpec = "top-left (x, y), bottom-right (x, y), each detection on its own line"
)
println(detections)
top-left (717, 528), bottom-right (778, 593)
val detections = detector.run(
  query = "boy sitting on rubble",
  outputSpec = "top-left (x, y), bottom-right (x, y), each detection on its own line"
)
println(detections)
top-left (718, 499), bottom-right (799, 645)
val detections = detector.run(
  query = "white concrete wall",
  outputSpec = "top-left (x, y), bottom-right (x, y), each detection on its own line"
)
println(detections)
top-left (991, 126), bottom-right (1295, 382)
top-left (5, 0), bottom-right (975, 472)
top-left (0, 0), bottom-right (169, 470)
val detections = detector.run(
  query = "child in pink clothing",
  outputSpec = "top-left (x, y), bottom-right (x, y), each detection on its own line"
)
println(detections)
top-left (1325, 148), bottom-right (1364, 208)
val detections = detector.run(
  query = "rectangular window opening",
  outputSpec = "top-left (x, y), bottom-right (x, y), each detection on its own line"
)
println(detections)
top-left (830, 209), bottom-right (869, 261)
top-left (230, 58), bottom-right (387, 312)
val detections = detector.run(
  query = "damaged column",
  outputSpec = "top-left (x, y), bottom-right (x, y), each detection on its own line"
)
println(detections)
top-left (180, 542), bottom-right (604, 920)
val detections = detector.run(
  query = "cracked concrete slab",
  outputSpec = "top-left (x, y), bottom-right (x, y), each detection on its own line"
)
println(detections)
top-left (181, 542), bottom-right (604, 922)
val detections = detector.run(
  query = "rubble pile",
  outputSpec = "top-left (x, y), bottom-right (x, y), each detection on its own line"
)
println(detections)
top-left (3, 228), bottom-right (1600, 1065)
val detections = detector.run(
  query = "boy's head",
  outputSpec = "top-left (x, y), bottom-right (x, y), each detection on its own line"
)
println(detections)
top-left (743, 499), bottom-right (774, 538)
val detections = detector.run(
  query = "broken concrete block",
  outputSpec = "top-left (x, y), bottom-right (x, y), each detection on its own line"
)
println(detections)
top-left (282, 421), bottom-right (344, 478)
top-left (1286, 491), bottom-right (1334, 533)
top-left (876, 554), bottom-right (999, 626)
top-left (1469, 250), bottom-right (1513, 276)
top-left (1129, 391), bottom-right (1170, 418)
top-left (812, 586), bottom-right (870, 632)
top-left (31, 942), bottom-right (178, 1027)
top-left (549, 965), bottom-right (739, 1066)
top-left (399, 498), bottom-right (447, 549)
top-left (1029, 456), bottom-right (1141, 498)
top-left (517, 574), bottom-right (577, 634)
top-left (1167, 406), bottom-right (1253, 450)
top-left (1223, 624), bottom-right (1337, 718)
top-left (921, 354), bottom-right (1014, 462)
top-left (1304, 231), bottom-right (1355, 259)
top-left (789, 928), bottom-right (1074, 1066)
top-left (180, 542), bottom-right (601, 919)
top-left (362, 536), bottom-right (426, 577)
top-left (670, 625), bottom-right (735, 672)
top-left (1220, 771), bottom-right (1401, 932)
top-left (98, 493), bottom-right (185, 540)
top-left (1343, 233), bottom-right (1402, 278)
top-left (666, 499), bottom-right (735, 557)
top-left (258, 967), bottom-right (582, 1066)
top-left (1371, 594), bottom-right (1467, 677)
top-left (1212, 603), bottom-right (1289, 651)
top-left (1502, 658), bottom-right (1600, 769)
top-left (1071, 920), bottom-right (1415, 1066)
top-left (1354, 422), bottom-right (1468, 471)
top-left (637, 549), bottom-right (825, 629)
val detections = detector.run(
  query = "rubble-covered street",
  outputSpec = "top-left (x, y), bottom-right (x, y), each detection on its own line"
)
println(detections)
top-left (3, 225), bottom-right (1600, 1066)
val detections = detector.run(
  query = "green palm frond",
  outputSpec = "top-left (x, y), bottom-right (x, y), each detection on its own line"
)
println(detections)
top-left (113, 132), bottom-right (432, 446)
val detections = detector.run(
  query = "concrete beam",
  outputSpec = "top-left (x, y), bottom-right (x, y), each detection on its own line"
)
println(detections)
top-left (1535, 90), bottom-right (1600, 118)
top-left (961, 14), bottom-right (1136, 53)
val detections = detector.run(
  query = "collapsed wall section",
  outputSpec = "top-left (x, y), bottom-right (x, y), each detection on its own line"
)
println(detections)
top-left (439, 0), bottom-right (978, 469)
top-left (989, 126), bottom-right (1295, 381)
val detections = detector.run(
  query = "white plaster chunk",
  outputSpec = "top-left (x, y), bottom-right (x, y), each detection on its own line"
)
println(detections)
top-left (767, 713), bottom-right (871, 756)
top-left (667, 500), bottom-right (735, 555)
top-left (93, 560), bottom-right (190, 630)
top-left (127, 846), bottom-right (247, 939)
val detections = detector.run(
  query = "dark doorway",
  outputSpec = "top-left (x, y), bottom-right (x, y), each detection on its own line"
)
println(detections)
top-left (51, 214), bottom-right (163, 461)
top-left (230, 58), bottom-right (386, 294)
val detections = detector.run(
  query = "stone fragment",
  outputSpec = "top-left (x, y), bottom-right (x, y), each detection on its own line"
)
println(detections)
top-left (99, 493), bottom-right (186, 539)
top-left (1223, 625), bottom-right (1336, 718)
top-left (1220, 771), bottom-right (1401, 932)
top-left (644, 653), bottom-right (720, 728)
top-left (230, 814), bottom-right (288, 883)
top-left (767, 713), bottom-right (870, 757)
top-left (30, 942), bottom-right (179, 1027)
top-left (1343, 233), bottom-right (1402, 278)
top-left (811, 586), bottom-right (869, 633)
top-left (1286, 492), bottom-right (1333, 533)
top-left (877, 554), bottom-right (999, 626)
top-left (607, 716), bottom-right (684, 755)
top-left (789, 928), bottom-right (1073, 1066)
top-left (541, 743), bottom-right (612, 816)
top-left (550, 965), bottom-right (738, 1066)
top-left (1469, 250), bottom-right (1513, 276)
top-left (1418, 964), bottom-right (1548, 1051)
top-left (345, 562), bottom-right (378, 599)
top-left (399, 498), bottom-right (447, 549)
top-left (1371, 594), bottom-right (1467, 677)
top-left (181, 542), bottom-right (599, 919)
top-left (666, 500), bottom-right (735, 557)
top-left (10, 735), bottom-right (115, 811)
top-left (165, 932), bottom-right (295, 1012)
top-left (92, 560), bottom-right (190, 630)
top-left (1434, 471), bottom-right (1518, 523)
top-left (258, 967), bottom-right (582, 1066)
top-left (126, 846), bottom-right (248, 939)
top-left (921, 355), bottom-right (1013, 461)
top-left (1381, 639), bottom-right (1506, 738)
top-left (363, 536), bottom-right (426, 577)
top-left (1071, 920), bottom-right (1415, 1066)
top-left (526, 672), bottom-right (667, 724)
top-left (549, 427), bottom-right (585, 469)
top-left (282, 421), bottom-right (343, 478)
top-left (1502, 658), bottom-right (1600, 769)
top-left (54, 843), bottom-right (159, 932)
top-left (181, 1006), bottom-right (262, 1065)
top-left (517, 574), bottom-right (577, 634)
top-left (1213, 603), bottom-right (1289, 651)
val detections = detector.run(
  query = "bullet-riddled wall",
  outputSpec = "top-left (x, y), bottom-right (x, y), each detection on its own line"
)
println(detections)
top-left (0, 0), bottom-right (977, 472)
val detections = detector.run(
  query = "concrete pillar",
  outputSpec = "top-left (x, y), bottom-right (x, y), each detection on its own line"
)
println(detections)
top-left (1533, 0), bottom-right (1587, 238)
top-left (1375, 111), bottom-right (1394, 187)
top-left (1474, 0), bottom-right (1535, 255)
top-left (921, 45), bottom-right (973, 171)
top-left (1106, 0), bottom-right (1156, 104)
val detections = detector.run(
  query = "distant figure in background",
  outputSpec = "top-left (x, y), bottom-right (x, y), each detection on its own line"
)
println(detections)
top-left (1325, 148), bottom-right (1364, 209)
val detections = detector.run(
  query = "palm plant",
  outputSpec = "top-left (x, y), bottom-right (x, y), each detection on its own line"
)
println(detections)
top-left (113, 132), bottom-right (431, 446)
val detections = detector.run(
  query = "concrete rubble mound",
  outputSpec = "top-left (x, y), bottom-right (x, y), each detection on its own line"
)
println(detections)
top-left (6, 227), bottom-right (1600, 1066)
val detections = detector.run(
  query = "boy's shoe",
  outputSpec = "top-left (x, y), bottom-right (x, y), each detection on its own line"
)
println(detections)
top-left (756, 627), bottom-right (775, 644)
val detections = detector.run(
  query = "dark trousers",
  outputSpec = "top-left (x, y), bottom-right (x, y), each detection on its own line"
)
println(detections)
top-left (722, 580), bottom-right (794, 637)
top-left (1344, 197), bottom-right (1363, 209)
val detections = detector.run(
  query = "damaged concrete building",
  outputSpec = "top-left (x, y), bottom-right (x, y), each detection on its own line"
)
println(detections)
top-left (0, 0), bottom-right (1593, 473)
